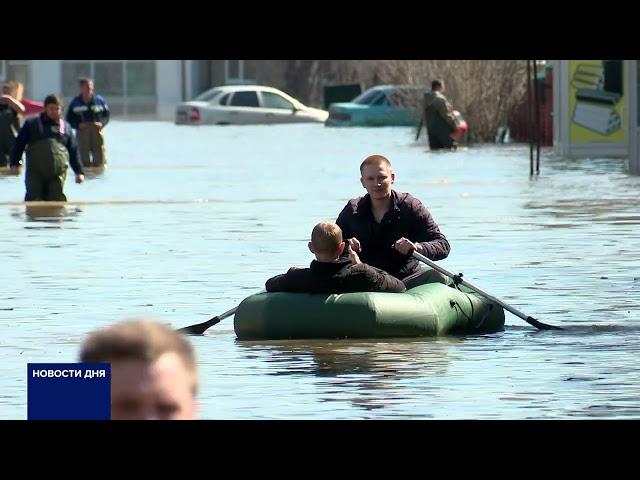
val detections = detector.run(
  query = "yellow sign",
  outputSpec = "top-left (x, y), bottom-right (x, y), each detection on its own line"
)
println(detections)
top-left (569, 60), bottom-right (626, 143)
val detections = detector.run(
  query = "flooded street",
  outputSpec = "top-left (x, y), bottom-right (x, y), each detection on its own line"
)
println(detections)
top-left (1, 122), bottom-right (639, 419)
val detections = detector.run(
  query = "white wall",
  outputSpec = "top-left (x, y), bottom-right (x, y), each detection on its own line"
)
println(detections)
top-left (29, 60), bottom-right (190, 121)
top-left (156, 60), bottom-right (185, 121)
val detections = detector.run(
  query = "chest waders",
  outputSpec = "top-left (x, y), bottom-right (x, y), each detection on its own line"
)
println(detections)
top-left (77, 122), bottom-right (106, 167)
top-left (24, 117), bottom-right (69, 201)
top-left (75, 98), bottom-right (107, 167)
top-left (426, 94), bottom-right (456, 150)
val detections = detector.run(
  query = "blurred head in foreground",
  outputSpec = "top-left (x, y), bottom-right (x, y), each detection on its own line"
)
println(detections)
top-left (79, 319), bottom-right (198, 420)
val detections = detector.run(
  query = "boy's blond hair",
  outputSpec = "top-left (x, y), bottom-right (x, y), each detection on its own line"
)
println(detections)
top-left (311, 222), bottom-right (343, 255)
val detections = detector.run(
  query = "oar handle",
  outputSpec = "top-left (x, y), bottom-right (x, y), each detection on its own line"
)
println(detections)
top-left (217, 305), bottom-right (240, 322)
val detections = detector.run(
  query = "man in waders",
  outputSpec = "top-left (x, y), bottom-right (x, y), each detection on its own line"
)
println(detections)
top-left (66, 77), bottom-right (110, 167)
top-left (10, 94), bottom-right (85, 201)
top-left (424, 79), bottom-right (458, 151)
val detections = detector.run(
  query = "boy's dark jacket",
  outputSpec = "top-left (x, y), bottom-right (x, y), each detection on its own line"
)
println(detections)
top-left (265, 258), bottom-right (406, 293)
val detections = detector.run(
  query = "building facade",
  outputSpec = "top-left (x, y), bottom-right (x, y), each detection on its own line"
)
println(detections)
top-left (0, 60), bottom-right (285, 121)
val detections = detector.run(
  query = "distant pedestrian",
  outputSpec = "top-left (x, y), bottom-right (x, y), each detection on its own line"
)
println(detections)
top-left (424, 79), bottom-right (458, 150)
top-left (66, 77), bottom-right (110, 167)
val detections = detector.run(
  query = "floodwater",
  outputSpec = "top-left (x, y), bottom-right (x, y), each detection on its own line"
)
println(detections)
top-left (1, 122), bottom-right (639, 419)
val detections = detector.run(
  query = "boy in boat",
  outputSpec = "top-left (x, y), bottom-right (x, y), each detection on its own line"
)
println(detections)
top-left (265, 221), bottom-right (406, 293)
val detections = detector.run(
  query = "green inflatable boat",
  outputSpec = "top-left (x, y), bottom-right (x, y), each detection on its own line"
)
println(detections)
top-left (234, 283), bottom-right (505, 340)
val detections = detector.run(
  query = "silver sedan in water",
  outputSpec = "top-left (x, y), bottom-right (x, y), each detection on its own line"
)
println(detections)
top-left (175, 85), bottom-right (329, 125)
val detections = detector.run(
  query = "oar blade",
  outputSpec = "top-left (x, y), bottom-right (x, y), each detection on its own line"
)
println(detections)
top-left (177, 316), bottom-right (221, 335)
top-left (526, 316), bottom-right (563, 331)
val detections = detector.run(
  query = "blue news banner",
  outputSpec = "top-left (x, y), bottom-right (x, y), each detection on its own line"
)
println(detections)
top-left (28, 363), bottom-right (111, 420)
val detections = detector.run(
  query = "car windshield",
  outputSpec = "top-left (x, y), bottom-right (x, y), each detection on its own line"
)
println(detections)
top-left (193, 89), bottom-right (222, 102)
top-left (352, 89), bottom-right (385, 105)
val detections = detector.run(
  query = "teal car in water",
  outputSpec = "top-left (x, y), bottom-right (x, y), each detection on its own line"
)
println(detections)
top-left (325, 85), bottom-right (425, 127)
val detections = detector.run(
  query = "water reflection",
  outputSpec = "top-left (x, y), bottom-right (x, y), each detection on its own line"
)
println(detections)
top-left (235, 338), bottom-right (462, 414)
top-left (82, 165), bottom-right (107, 179)
top-left (544, 156), bottom-right (627, 174)
top-left (523, 198), bottom-right (640, 224)
top-left (0, 166), bottom-right (21, 177)
top-left (9, 202), bottom-right (82, 227)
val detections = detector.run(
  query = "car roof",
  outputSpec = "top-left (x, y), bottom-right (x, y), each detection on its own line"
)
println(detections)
top-left (368, 84), bottom-right (429, 91)
top-left (203, 85), bottom-right (287, 94)
top-left (194, 85), bottom-right (303, 105)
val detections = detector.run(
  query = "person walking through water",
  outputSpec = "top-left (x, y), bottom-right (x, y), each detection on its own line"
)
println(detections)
top-left (66, 77), bottom-right (110, 167)
top-left (10, 94), bottom-right (84, 201)
top-left (0, 80), bottom-right (26, 167)
top-left (424, 79), bottom-right (458, 151)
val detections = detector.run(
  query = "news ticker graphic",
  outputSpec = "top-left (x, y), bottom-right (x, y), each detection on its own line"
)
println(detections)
top-left (28, 363), bottom-right (111, 420)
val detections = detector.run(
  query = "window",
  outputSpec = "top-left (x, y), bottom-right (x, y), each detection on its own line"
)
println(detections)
top-left (373, 94), bottom-right (389, 106)
top-left (62, 62), bottom-right (91, 96)
top-left (126, 62), bottom-right (155, 96)
top-left (219, 93), bottom-right (231, 105)
top-left (229, 61), bottom-right (240, 79)
top-left (353, 89), bottom-right (383, 105)
top-left (244, 61), bottom-right (257, 81)
top-left (261, 91), bottom-right (293, 110)
top-left (95, 62), bottom-right (124, 96)
top-left (224, 60), bottom-right (256, 85)
top-left (61, 60), bottom-right (157, 117)
top-left (230, 91), bottom-right (259, 107)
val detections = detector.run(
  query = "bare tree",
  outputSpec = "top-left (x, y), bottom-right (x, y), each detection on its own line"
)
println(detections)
top-left (276, 60), bottom-right (528, 138)
top-left (282, 60), bottom-right (382, 107)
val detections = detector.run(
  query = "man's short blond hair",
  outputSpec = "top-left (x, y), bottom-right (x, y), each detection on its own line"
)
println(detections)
top-left (311, 222), bottom-right (343, 255)
top-left (79, 319), bottom-right (198, 394)
top-left (360, 154), bottom-right (392, 174)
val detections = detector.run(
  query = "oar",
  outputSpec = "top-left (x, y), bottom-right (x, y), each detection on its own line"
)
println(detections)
top-left (411, 251), bottom-right (562, 330)
top-left (177, 305), bottom-right (239, 335)
top-left (177, 290), bottom-right (265, 335)
top-left (415, 119), bottom-right (424, 141)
